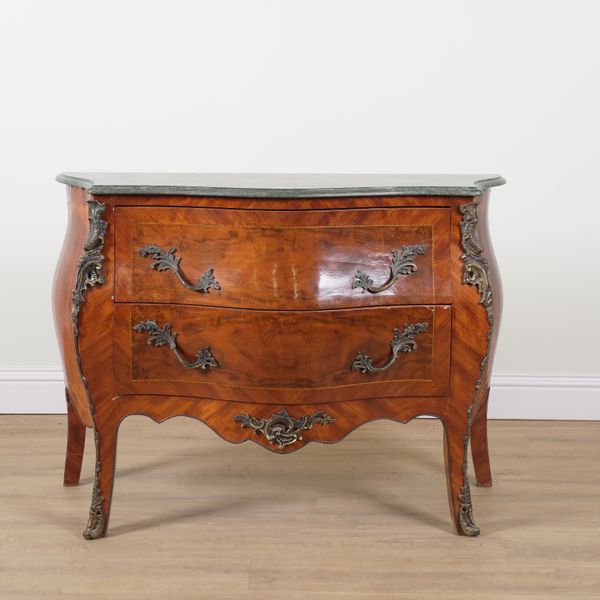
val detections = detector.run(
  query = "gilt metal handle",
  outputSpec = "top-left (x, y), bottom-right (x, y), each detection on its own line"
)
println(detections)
top-left (138, 245), bottom-right (220, 293)
top-left (133, 320), bottom-right (218, 370)
top-left (352, 245), bottom-right (427, 293)
top-left (352, 322), bottom-right (428, 374)
top-left (233, 409), bottom-right (335, 449)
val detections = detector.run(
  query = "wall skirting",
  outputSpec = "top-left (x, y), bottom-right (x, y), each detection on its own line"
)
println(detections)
top-left (0, 369), bottom-right (66, 414)
top-left (0, 370), bottom-right (599, 419)
top-left (487, 374), bottom-right (600, 420)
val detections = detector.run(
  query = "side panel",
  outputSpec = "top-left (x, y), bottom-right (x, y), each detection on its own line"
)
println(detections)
top-left (52, 187), bottom-right (94, 427)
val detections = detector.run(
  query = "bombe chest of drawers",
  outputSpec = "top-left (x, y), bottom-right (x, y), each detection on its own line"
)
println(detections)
top-left (53, 173), bottom-right (504, 539)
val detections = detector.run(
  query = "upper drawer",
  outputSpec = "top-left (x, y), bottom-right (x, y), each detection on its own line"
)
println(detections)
top-left (115, 207), bottom-right (451, 309)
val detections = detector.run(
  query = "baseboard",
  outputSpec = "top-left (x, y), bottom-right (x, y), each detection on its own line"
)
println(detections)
top-left (0, 369), bottom-right (66, 414)
top-left (487, 374), bottom-right (600, 420)
top-left (0, 370), bottom-right (598, 419)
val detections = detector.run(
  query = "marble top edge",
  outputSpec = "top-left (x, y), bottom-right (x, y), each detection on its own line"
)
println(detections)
top-left (56, 173), bottom-right (506, 197)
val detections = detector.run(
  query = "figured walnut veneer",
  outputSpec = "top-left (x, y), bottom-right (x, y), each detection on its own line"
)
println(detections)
top-left (53, 180), bottom-right (503, 539)
top-left (115, 207), bottom-right (451, 308)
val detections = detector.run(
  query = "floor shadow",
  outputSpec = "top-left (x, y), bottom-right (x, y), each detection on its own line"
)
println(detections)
top-left (341, 480), bottom-right (450, 532)
top-left (108, 494), bottom-right (259, 537)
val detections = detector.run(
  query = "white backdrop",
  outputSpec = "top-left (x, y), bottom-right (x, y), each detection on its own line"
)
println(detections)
top-left (0, 1), bottom-right (598, 417)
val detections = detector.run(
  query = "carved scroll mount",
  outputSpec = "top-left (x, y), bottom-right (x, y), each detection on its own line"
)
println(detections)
top-left (234, 409), bottom-right (335, 449)
top-left (457, 201), bottom-right (496, 537)
top-left (133, 320), bottom-right (218, 370)
top-left (352, 322), bottom-right (428, 374)
top-left (352, 245), bottom-right (427, 293)
top-left (459, 204), bottom-right (493, 310)
top-left (458, 482), bottom-right (480, 537)
top-left (138, 244), bottom-right (220, 293)
top-left (82, 429), bottom-right (105, 540)
top-left (70, 201), bottom-right (109, 539)
top-left (72, 201), bottom-right (108, 333)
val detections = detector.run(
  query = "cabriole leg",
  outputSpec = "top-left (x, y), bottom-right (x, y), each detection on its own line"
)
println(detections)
top-left (63, 388), bottom-right (86, 486)
top-left (442, 416), bottom-right (480, 537)
top-left (83, 417), bottom-right (118, 540)
top-left (470, 387), bottom-right (493, 487)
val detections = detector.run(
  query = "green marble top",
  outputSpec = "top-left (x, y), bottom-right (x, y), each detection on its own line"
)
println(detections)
top-left (56, 173), bottom-right (505, 198)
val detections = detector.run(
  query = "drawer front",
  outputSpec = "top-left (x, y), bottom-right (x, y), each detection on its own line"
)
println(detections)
top-left (115, 304), bottom-right (451, 403)
top-left (115, 207), bottom-right (451, 308)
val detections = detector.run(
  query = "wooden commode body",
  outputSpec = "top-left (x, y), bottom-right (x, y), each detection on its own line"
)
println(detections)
top-left (53, 173), bottom-right (504, 539)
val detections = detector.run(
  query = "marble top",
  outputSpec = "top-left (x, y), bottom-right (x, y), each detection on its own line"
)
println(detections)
top-left (56, 173), bottom-right (505, 198)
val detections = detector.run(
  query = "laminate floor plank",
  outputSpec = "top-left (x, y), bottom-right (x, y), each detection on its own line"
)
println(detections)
top-left (0, 416), bottom-right (598, 599)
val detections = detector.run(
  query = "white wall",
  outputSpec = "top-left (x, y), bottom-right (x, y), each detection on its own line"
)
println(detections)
top-left (0, 0), bottom-right (599, 416)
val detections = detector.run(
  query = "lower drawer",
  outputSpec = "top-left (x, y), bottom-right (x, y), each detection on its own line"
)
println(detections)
top-left (114, 304), bottom-right (451, 404)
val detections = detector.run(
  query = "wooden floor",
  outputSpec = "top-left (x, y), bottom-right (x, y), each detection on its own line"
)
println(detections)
top-left (1, 416), bottom-right (599, 599)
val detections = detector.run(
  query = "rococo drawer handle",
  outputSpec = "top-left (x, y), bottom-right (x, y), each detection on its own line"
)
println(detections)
top-left (352, 245), bottom-right (427, 293)
top-left (133, 320), bottom-right (219, 370)
top-left (352, 322), bottom-right (428, 374)
top-left (138, 245), bottom-right (221, 293)
top-left (233, 409), bottom-right (335, 449)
